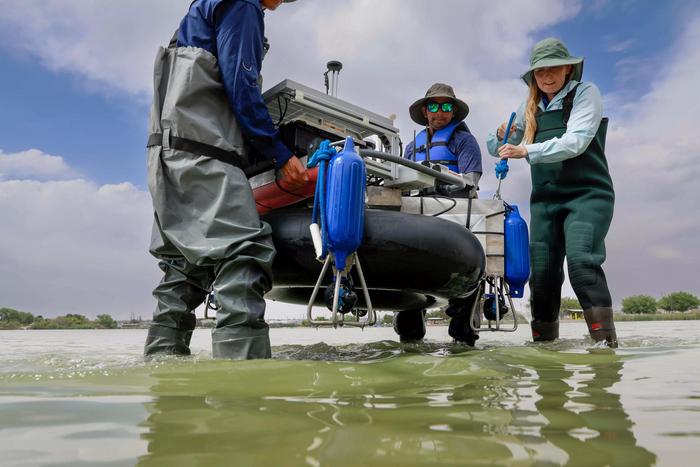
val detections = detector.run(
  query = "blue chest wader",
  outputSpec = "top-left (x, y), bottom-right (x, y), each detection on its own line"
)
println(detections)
top-left (529, 84), bottom-right (618, 347)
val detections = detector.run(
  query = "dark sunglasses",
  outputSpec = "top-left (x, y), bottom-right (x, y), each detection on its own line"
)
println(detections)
top-left (426, 102), bottom-right (454, 113)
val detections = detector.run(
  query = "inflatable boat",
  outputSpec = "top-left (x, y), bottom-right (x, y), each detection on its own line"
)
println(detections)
top-left (242, 79), bottom-right (528, 330)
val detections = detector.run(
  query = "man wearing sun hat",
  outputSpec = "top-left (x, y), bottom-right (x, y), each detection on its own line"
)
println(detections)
top-left (394, 83), bottom-right (483, 346)
top-left (404, 83), bottom-right (482, 196)
top-left (487, 37), bottom-right (617, 347)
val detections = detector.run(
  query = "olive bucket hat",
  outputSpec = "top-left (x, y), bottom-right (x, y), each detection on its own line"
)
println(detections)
top-left (521, 38), bottom-right (583, 85)
top-left (409, 83), bottom-right (469, 126)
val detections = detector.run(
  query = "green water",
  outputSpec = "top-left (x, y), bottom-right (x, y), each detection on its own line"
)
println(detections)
top-left (1, 323), bottom-right (699, 466)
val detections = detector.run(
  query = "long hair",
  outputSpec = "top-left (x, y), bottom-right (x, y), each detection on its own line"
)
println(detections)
top-left (523, 67), bottom-right (573, 144)
top-left (523, 79), bottom-right (541, 145)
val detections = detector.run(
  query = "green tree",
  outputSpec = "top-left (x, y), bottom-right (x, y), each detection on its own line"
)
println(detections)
top-left (30, 317), bottom-right (60, 329)
top-left (0, 307), bottom-right (35, 329)
top-left (622, 295), bottom-right (657, 314)
top-left (382, 313), bottom-right (394, 325)
top-left (52, 314), bottom-right (93, 329)
top-left (0, 307), bottom-right (35, 326)
top-left (658, 292), bottom-right (700, 312)
top-left (560, 297), bottom-right (581, 312)
top-left (96, 314), bottom-right (118, 329)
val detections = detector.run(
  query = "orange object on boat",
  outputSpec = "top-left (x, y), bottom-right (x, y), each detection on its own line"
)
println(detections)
top-left (253, 167), bottom-right (319, 214)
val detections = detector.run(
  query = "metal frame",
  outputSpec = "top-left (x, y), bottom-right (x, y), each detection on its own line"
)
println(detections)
top-left (305, 253), bottom-right (376, 328)
top-left (469, 275), bottom-right (519, 333)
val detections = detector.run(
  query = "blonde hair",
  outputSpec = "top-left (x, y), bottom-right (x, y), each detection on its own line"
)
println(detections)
top-left (523, 79), bottom-right (540, 145)
top-left (523, 67), bottom-right (573, 144)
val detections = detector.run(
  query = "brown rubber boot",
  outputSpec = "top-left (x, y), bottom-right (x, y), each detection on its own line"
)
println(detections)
top-left (531, 321), bottom-right (559, 342)
top-left (584, 307), bottom-right (618, 348)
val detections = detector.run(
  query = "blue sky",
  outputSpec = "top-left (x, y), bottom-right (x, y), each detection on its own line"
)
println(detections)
top-left (1, 0), bottom-right (690, 187)
top-left (0, 0), bottom-right (698, 319)
top-left (0, 48), bottom-right (149, 186)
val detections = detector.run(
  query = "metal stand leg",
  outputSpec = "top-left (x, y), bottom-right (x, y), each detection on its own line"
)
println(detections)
top-left (306, 253), bottom-right (375, 328)
top-left (306, 256), bottom-right (332, 327)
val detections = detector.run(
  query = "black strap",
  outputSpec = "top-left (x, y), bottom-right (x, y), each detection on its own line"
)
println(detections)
top-left (148, 132), bottom-right (245, 168)
top-left (168, 28), bottom-right (179, 48)
top-left (416, 141), bottom-right (448, 153)
top-left (148, 132), bottom-right (277, 178)
top-left (562, 83), bottom-right (581, 125)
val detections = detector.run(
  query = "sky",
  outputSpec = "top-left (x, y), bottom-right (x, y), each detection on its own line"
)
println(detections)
top-left (0, 0), bottom-right (698, 320)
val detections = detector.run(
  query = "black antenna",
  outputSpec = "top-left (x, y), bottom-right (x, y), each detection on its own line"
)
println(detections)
top-left (325, 60), bottom-right (343, 97)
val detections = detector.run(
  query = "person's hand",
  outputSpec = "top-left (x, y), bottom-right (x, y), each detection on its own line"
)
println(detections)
top-left (497, 121), bottom-right (517, 141)
top-left (279, 155), bottom-right (308, 188)
top-left (498, 144), bottom-right (528, 160)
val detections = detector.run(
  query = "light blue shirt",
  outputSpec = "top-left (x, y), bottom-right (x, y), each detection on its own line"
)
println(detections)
top-left (486, 80), bottom-right (603, 164)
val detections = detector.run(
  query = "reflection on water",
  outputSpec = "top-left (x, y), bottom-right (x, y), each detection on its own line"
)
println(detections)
top-left (3, 324), bottom-right (699, 466)
top-left (137, 343), bottom-right (656, 466)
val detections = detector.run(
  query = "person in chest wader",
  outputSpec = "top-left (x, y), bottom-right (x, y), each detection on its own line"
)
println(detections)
top-left (394, 83), bottom-right (483, 346)
top-left (486, 38), bottom-right (617, 347)
top-left (144, 0), bottom-right (306, 360)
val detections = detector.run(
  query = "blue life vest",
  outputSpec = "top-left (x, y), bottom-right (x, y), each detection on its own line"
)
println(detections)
top-left (414, 121), bottom-right (468, 172)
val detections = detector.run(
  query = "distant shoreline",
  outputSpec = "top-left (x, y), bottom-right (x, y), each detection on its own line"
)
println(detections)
top-left (4, 311), bottom-right (700, 330)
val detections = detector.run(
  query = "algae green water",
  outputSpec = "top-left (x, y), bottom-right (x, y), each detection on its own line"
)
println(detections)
top-left (2, 321), bottom-right (700, 466)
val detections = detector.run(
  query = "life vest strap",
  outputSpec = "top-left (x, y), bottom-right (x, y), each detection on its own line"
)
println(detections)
top-left (415, 141), bottom-right (448, 154)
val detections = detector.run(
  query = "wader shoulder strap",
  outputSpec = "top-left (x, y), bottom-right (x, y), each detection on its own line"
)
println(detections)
top-left (168, 29), bottom-right (179, 48)
top-left (562, 83), bottom-right (582, 125)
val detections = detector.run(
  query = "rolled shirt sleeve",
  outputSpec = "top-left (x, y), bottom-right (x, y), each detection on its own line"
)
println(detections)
top-left (215, 1), bottom-right (292, 168)
top-left (486, 81), bottom-right (603, 165)
top-left (524, 82), bottom-right (603, 164)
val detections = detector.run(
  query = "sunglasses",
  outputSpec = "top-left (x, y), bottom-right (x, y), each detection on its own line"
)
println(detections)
top-left (426, 102), bottom-right (454, 113)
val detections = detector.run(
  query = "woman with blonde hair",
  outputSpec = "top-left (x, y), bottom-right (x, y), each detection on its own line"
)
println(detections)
top-left (487, 38), bottom-right (617, 347)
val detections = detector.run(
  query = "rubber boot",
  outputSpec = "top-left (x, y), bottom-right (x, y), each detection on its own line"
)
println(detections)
top-left (584, 307), bottom-right (618, 348)
top-left (446, 297), bottom-right (479, 346)
top-left (393, 309), bottom-right (426, 342)
top-left (144, 312), bottom-right (197, 358)
top-left (531, 321), bottom-right (559, 342)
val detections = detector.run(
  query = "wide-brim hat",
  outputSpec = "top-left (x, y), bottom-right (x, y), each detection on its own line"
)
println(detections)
top-left (521, 38), bottom-right (584, 85)
top-left (409, 83), bottom-right (469, 126)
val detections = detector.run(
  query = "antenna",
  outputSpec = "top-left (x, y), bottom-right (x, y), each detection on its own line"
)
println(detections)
top-left (324, 60), bottom-right (343, 97)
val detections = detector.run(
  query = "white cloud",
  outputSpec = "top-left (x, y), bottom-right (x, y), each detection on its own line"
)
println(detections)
top-left (0, 176), bottom-right (158, 318)
top-left (0, 149), bottom-right (80, 181)
top-left (0, 0), bottom-right (190, 98)
top-left (601, 16), bottom-right (700, 300)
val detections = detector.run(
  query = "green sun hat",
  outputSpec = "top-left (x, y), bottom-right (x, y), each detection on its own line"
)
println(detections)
top-left (521, 38), bottom-right (584, 85)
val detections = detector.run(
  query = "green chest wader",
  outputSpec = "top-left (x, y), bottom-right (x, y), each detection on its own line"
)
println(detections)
top-left (144, 34), bottom-right (276, 360)
top-left (528, 84), bottom-right (618, 347)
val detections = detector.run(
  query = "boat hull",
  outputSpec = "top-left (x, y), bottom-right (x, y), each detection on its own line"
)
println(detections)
top-left (263, 208), bottom-right (485, 311)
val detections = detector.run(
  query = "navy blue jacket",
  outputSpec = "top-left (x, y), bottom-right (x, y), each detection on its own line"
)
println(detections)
top-left (177, 0), bottom-right (292, 168)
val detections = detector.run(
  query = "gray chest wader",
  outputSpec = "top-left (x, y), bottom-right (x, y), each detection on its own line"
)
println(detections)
top-left (529, 84), bottom-right (618, 347)
top-left (144, 41), bottom-right (276, 360)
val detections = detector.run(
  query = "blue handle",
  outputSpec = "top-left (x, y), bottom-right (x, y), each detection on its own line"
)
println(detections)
top-left (495, 112), bottom-right (517, 181)
top-left (502, 112), bottom-right (517, 146)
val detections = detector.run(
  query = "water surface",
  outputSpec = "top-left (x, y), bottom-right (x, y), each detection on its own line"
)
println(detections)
top-left (1, 321), bottom-right (699, 466)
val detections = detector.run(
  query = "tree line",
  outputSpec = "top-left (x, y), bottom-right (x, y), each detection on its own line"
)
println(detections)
top-left (0, 307), bottom-right (118, 330)
top-left (560, 292), bottom-right (700, 315)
